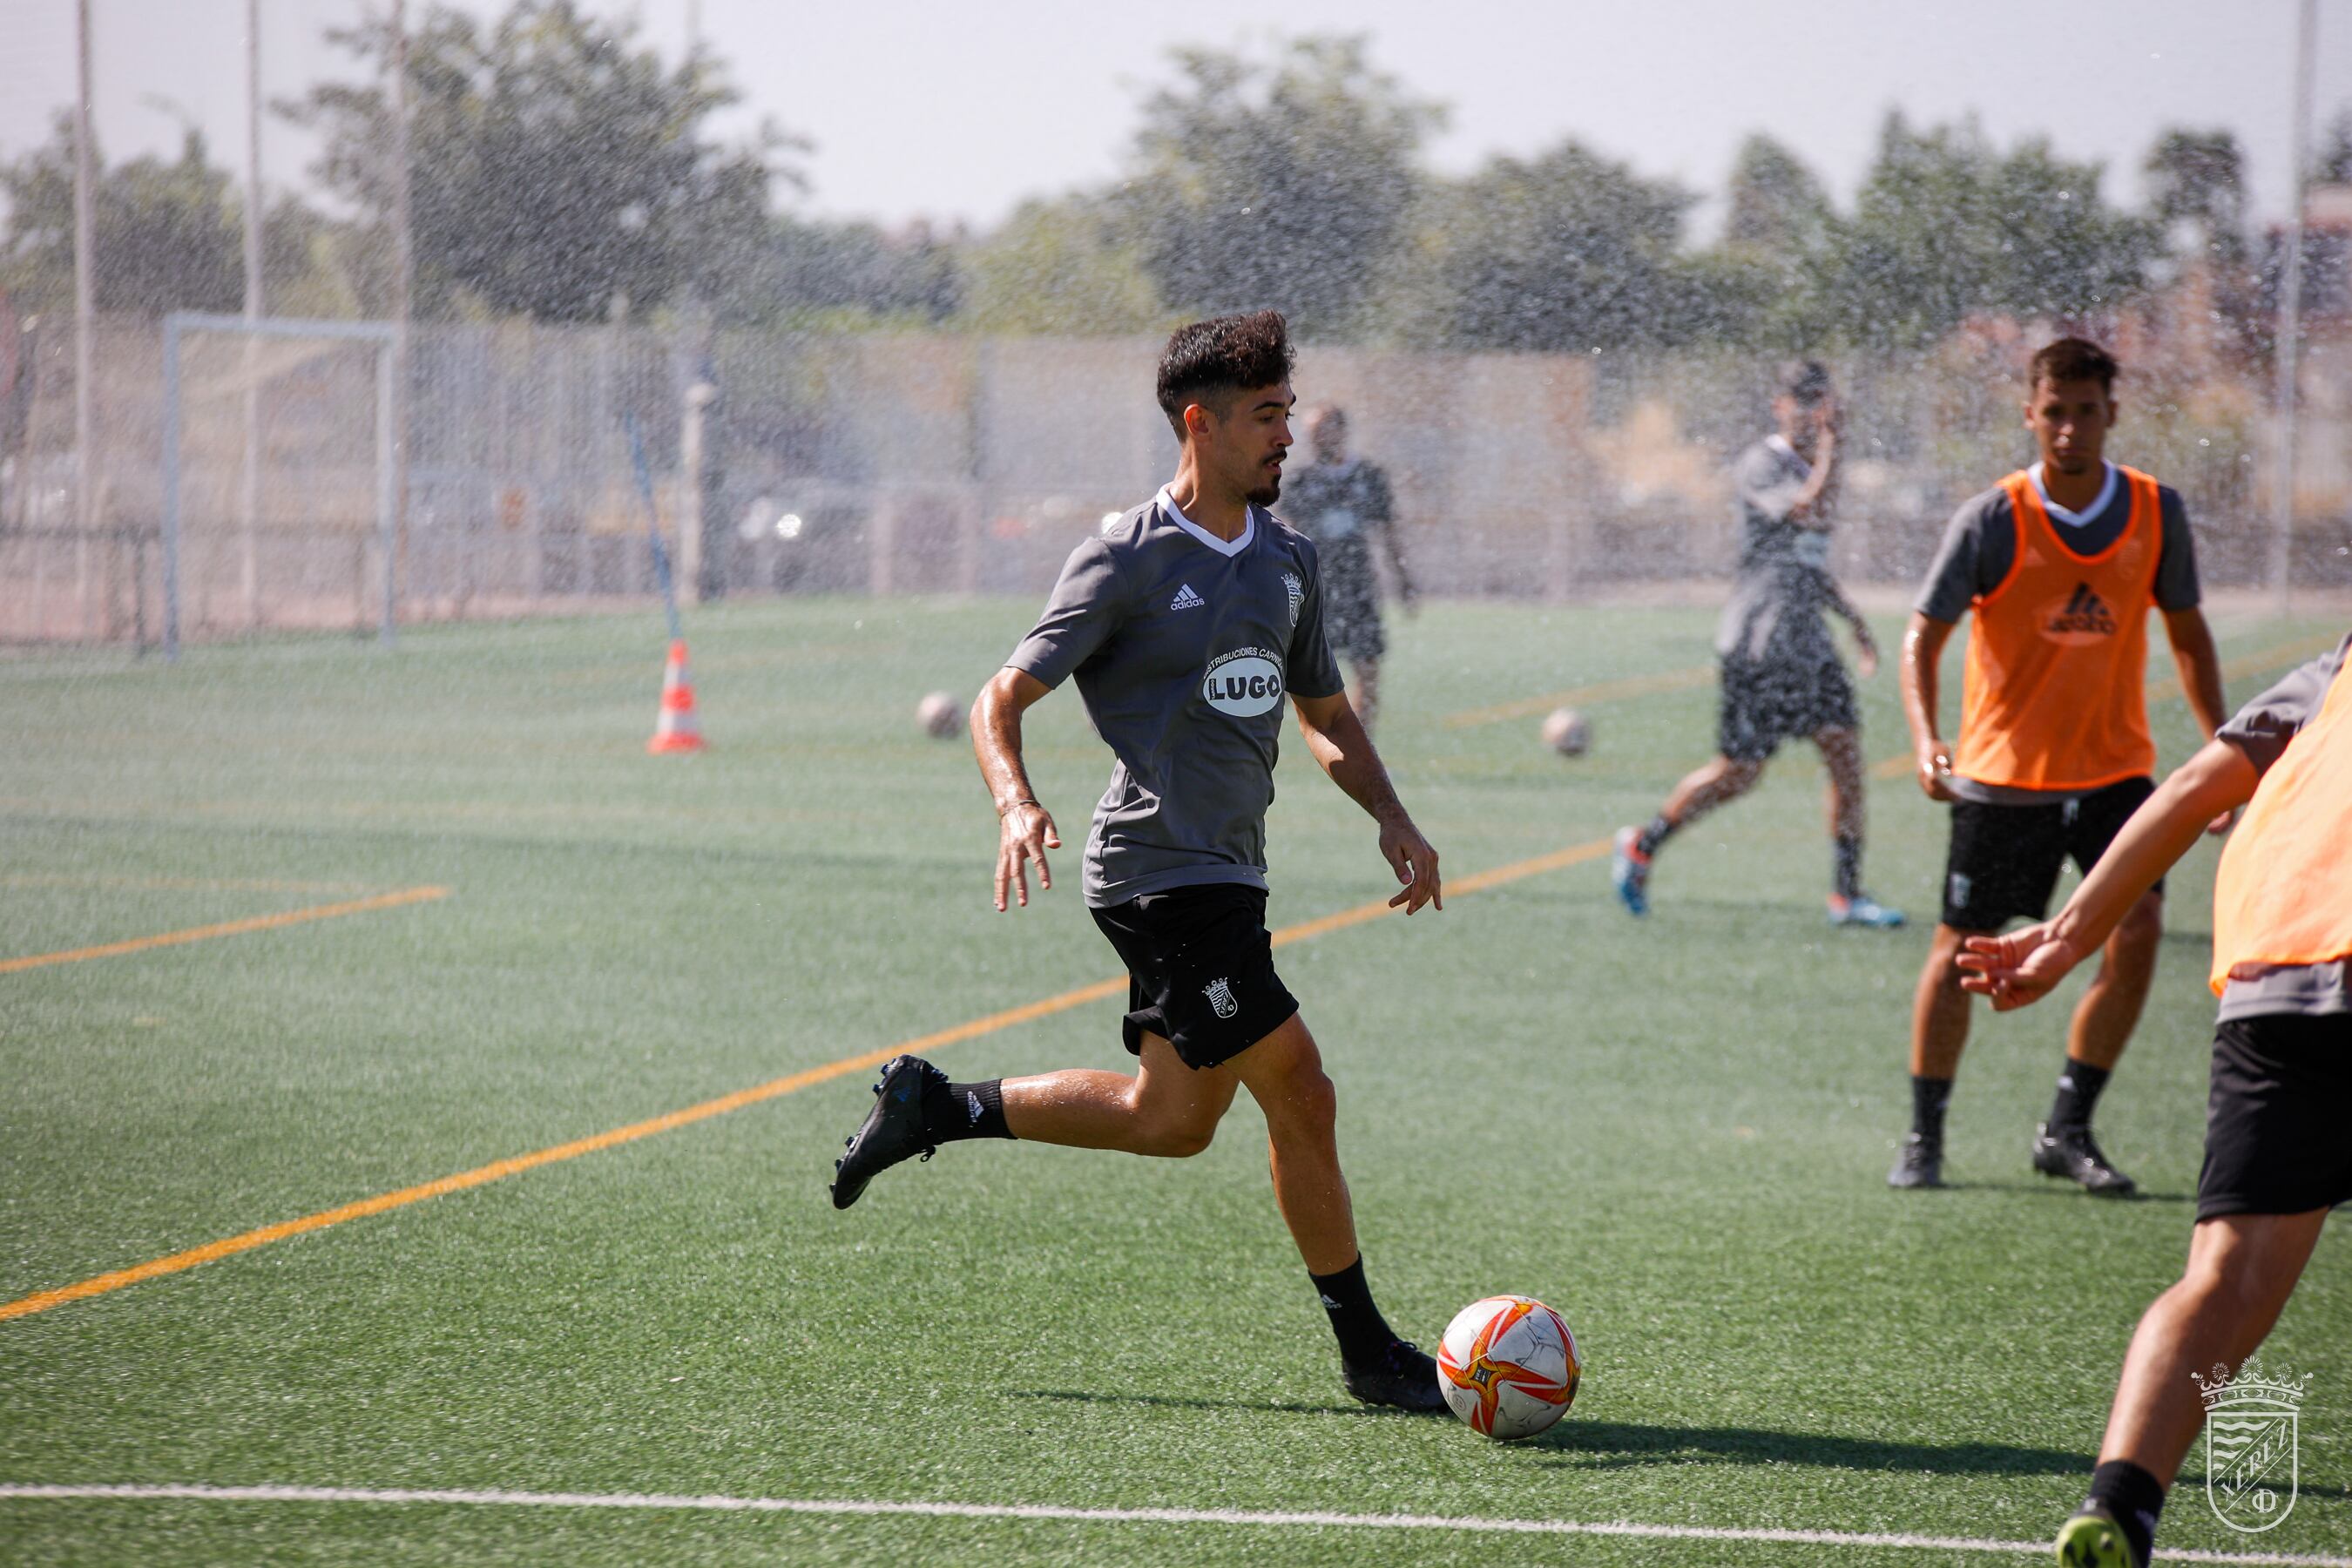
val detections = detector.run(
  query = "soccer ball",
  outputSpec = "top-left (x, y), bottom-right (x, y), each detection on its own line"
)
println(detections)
top-left (1541, 707), bottom-right (1592, 758)
top-left (1437, 1294), bottom-right (1581, 1440)
top-left (916, 692), bottom-right (963, 740)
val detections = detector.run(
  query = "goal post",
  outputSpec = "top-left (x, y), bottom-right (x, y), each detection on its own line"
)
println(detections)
top-left (159, 312), bottom-right (398, 662)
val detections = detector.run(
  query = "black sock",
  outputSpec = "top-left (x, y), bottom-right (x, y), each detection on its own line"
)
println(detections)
top-left (2085, 1458), bottom-right (2165, 1565)
top-left (2049, 1058), bottom-right (2111, 1132)
top-left (1634, 814), bottom-right (1678, 859)
top-left (1910, 1075), bottom-right (1952, 1142)
top-left (1834, 833), bottom-right (1862, 899)
top-left (1310, 1254), bottom-right (1402, 1365)
top-left (924, 1078), bottom-right (1013, 1144)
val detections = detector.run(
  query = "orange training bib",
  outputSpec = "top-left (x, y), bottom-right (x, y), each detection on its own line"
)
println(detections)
top-left (1956, 466), bottom-right (2162, 792)
top-left (2211, 651), bottom-right (2352, 993)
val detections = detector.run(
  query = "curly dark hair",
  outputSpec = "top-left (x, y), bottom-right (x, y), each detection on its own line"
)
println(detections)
top-left (2029, 336), bottom-right (2119, 395)
top-left (1155, 311), bottom-right (1294, 437)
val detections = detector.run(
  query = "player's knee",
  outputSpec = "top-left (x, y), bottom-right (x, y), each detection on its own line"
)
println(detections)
top-left (1267, 1064), bottom-right (1340, 1138)
top-left (1142, 1119), bottom-right (1217, 1159)
top-left (2114, 894), bottom-right (2164, 955)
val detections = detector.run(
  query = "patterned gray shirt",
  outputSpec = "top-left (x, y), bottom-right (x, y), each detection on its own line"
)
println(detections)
top-left (1007, 490), bottom-right (1346, 908)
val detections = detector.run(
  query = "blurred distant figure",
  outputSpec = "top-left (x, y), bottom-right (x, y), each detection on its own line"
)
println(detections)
top-left (1611, 360), bottom-right (1900, 928)
top-left (1280, 408), bottom-right (1416, 733)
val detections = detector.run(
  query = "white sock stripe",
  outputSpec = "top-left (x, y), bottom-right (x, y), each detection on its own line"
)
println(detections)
top-left (0, 1484), bottom-right (2345, 1564)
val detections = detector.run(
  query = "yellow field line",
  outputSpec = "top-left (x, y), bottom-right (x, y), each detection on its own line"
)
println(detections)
top-left (0, 840), bottom-right (1614, 1324)
top-left (0, 887), bottom-right (451, 977)
top-left (1443, 666), bottom-right (1714, 730)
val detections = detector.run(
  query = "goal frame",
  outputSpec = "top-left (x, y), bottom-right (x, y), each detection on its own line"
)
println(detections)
top-left (159, 312), bottom-right (399, 661)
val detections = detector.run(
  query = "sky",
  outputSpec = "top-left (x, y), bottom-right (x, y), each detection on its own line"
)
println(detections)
top-left (3, 0), bottom-right (2348, 240)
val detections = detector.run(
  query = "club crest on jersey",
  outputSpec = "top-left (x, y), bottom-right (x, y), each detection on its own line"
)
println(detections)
top-left (1201, 645), bottom-right (1286, 717)
top-left (1281, 571), bottom-right (1303, 626)
top-left (2043, 581), bottom-right (2118, 642)
top-left (1203, 977), bottom-right (1239, 1019)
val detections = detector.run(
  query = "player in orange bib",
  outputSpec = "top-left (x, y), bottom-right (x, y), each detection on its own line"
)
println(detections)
top-left (1956, 631), bottom-right (2352, 1568)
top-left (1890, 338), bottom-right (2229, 1193)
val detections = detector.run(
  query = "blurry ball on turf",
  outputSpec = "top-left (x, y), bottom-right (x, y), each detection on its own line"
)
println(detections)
top-left (916, 692), bottom-right (963, 740)
top-left (1437, 1294), bottom-right (1581, 1440)
top-left (1541, 707), bottom-right (1592, 758)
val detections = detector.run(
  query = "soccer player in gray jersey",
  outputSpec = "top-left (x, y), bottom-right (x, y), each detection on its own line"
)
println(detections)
top-left (828, 312), bottom-right (1451, 1412)
top-left (1611, 360), bottom-right (1903, 928)
top-left (1281, 407), bottom-right (1415, 733)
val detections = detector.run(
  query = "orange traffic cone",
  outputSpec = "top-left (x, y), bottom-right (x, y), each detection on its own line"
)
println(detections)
top-left (647, 639), bottom-right (706, 754)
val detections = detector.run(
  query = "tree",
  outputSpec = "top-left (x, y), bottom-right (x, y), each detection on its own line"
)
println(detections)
top-left (958, 197), bottom-right (1166, 337)
top-left (1724, 133), bottom-right (1835, 260)
top-left (1118, 35), bottom-right (1443, 339)
top-left (2145, 126), bottom-right (2247, 266)
top-left (1826, 113), bottom-right (2159, 349)
top-left (283, 0), bottom-right (794, 322)
top-left (0, 116), bottom-right (314, 318)
top-left (1387, 139), bottom-right (1697, 354)
top-left (705, 215), bottom-right (963, 330)
top-left (2318, 109), bottom-right (2352, 187)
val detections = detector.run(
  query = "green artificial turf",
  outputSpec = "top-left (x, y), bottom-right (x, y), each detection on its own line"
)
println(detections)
top-left (0, 598), bottom-right (2344, 1565)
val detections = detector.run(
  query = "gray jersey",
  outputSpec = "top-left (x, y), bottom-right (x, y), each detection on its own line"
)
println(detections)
top-left (1007, 490), bottom-right (1346, 908)
top-left (2213, 632), bottom-right (2352, 1023)
top-left (1716, 436), bottom-right (1839, 665)
top-left (1916, 463), bottom-right (2202, 804)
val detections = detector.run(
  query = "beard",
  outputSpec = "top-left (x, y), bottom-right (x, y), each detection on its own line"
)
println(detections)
top-left (1246, 463), bottom-right (1283, 506)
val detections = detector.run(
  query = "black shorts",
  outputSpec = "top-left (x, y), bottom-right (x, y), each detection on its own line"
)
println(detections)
top-left (1089, 882), bottom-right (1301, 1070)
top-left (1940, 776), bottom-right (2164, 930)
top-left (1321, 577), bottom-right (1386, 662)
top-left (2198, 1013), bottom-right (2352, 1220)
top-left (1716, 652), bottom-right (1856, 763)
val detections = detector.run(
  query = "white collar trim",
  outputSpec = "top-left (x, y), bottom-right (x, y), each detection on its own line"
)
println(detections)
top-left (1156, 486), bottom-right (1254, 558)
top-left (2029, 461), bottom-right (2119, 528)
top-left (1764, 433), bottom-right (1811, 478)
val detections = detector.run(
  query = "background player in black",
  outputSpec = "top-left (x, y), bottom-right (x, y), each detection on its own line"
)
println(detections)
top-left (1612, 361), bottom-right (1901, 928)
top-left (1279, 407), bottom-right (1416, 733)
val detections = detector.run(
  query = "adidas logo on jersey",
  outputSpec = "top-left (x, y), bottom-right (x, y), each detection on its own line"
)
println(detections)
top-left (2046, 582), bottom-right (2117, 637)
top-left (1171, 584), bottom-right (1206, 611)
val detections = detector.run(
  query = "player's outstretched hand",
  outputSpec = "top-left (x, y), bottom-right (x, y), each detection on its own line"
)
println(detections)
top-left (1916, 740), bottom-right (1957, 802)
top-left (1380, 816), bottom-right (1443, 914)
top-left (1955, 922), bottom-right (2085, 1011)
top-left (994, 801), bottom-right (1059, 911)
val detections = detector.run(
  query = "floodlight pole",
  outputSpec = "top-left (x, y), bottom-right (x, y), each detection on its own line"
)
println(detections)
top-left (2269, 0), bottom-right (2318, 611)
top-left (241, 0), bottom-right (265, 629)
top-left (386, 0), bottom-right (412, 644)
top-left (73, 0), bottom-right (96, 639)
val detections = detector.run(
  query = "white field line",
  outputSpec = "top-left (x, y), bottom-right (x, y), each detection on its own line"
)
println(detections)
top-left (0, 1484), bottom-right (2346, 1565)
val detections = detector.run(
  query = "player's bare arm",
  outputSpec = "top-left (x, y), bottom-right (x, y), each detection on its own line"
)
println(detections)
top-left (1957, 737), bottom-right (2260, 1010)
top-left (971, 666), bottom-right (1062, 910)
top-left (1788, 399), bottom-right (1839, 524)
top-left (1825, 578), bottom-right (1879, 678)
top-left (2159, 605), bottom-right (2238, 834)
top-left (1292, 689), bottom-right (1442, 913)
top-left (1900, 611), bottom-right (1957, 800)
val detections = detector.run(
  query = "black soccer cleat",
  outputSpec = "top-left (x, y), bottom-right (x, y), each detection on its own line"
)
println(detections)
top-left (1887, 1132), bottom-right (1944, 1190)
top-left (1343, 1339), bottom-right (1449, 1414)
top-left (2032, 1122), bottom-right (2138, 1198)
top-left (830, 1054), bottom-right (948, 1210)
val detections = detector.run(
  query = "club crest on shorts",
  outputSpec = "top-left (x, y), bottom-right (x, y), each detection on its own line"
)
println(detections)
top-left (2195, 1359), bottom-right (2311, 1533)
top-left (1281, 571), bottom-right (1303, 626)
top-left (1203, 976), bottom-right (1239, 1020)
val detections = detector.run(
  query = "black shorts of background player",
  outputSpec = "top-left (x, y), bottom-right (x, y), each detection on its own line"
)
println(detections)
top-left (828, 312), bottom-right (1452, 1413)
top-left (1956, 632), bottom-right (2352, 1568)
top-left (1279, 408), bottom-right (1415, 733)
top-left (1611, 360), bottom-right (1902, 929)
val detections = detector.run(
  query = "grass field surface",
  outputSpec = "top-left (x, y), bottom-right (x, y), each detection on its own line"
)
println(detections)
top-left (2, 598), bottom-right (2346, 1565)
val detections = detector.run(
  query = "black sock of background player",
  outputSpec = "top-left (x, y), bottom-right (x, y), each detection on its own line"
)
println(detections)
top-left (1311, 1255), bottom-right (1402, 1364)
top-left (1910, 1075), bottom-right (1952, 1141)
top-left (2085, 1459), bottom-right (2164, 1565)
top-left (923, 1078), bottom-right (1013, 1143)
top-left (1634, 814), bottom-right (1678, 859)
top-left (1833, 834), bottom-right (1862, 899)
top-left (2048, 1058), bottom-right (2112, 1132)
